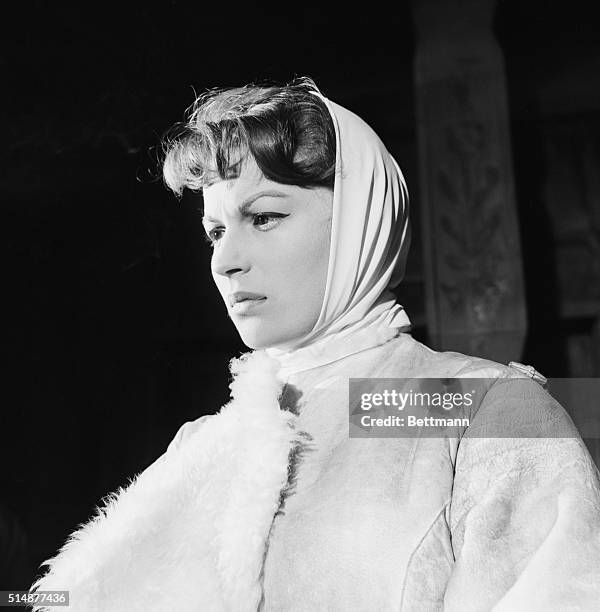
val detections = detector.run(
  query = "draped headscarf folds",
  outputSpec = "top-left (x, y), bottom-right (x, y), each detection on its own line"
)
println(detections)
top-left (266, 94), bottom-right (412, 375)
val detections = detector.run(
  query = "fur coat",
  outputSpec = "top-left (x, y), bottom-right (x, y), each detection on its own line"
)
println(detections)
top-left (31, 336), bottom-right (600, 611)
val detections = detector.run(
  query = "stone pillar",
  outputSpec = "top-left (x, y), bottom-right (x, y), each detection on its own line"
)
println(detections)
top-left (412, 0), bottom-right (527, 362)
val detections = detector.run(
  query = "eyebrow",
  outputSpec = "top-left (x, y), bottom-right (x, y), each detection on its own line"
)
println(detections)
top-left (202, 190), bottom-right (289, 223)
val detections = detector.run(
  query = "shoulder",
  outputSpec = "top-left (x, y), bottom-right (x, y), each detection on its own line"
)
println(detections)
top-left (466, 377), bottom-right (580, 439)
top-left (140, 414), bottom-right (216, 477)
top-left (166, 414), bottom-right (215, 454)
top-left (382, 335), bottom-right (579, 436)
top-left (382, 333), bottom-right (527, 380)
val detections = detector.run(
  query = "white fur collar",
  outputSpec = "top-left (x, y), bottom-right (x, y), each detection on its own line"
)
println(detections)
top-left (32, 350), bottom-right (302, 612)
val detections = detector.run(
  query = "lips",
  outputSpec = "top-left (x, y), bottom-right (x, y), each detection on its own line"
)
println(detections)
top-left (228, 291), bottom-right (267, 309)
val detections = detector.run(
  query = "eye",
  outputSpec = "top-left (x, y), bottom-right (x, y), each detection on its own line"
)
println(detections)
top-left (202, 213), bottom-right (289, 247)
top-left (252, 213), bottom-right (288, 231)
top-left (203, 227), bottom-right (224, 246)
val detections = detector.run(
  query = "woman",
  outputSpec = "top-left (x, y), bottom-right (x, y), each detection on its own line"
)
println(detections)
top-left (32, 79), bottom-right (600, 611)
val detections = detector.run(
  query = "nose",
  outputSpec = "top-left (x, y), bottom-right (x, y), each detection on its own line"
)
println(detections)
top-left (211, 229), bottom-right (251, 278)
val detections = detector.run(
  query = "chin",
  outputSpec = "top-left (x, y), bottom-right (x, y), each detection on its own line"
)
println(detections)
top-left (235, 325), bottom-right (279, 350)
top-left (234, 321), bottom-right (299, 351)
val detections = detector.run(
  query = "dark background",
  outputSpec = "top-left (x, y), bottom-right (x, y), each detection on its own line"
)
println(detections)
top-left (2, 0), bottom-right (599, 590)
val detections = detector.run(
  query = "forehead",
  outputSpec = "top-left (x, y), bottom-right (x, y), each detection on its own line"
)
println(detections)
top-left (203, 157), bottom-right (269, 207)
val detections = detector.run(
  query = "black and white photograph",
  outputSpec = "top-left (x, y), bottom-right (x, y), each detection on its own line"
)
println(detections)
top-left (3, 0), bottom-right (600, 610)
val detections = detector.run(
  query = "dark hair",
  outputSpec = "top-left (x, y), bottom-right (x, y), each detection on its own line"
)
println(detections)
top-left (162, 77), bottom-right (336, 196)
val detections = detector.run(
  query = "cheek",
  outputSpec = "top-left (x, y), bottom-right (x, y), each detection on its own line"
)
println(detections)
top-left (279, 221), bottom-right (330, 298)
top-left (307, 218), bottom-right (331, 277)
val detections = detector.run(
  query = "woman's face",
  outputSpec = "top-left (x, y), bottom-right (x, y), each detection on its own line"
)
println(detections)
top-left (202, 157), bottom-right (333, 350)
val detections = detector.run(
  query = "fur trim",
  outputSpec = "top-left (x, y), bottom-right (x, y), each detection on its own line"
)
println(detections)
top-left (31, 350), bottom-right (301, 612)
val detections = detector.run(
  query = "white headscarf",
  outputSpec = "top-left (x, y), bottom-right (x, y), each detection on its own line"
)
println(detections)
top-left (265, 93), bottom-right (411, 378)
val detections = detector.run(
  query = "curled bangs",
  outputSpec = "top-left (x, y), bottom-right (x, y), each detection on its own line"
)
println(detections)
top-left (161, 78), bottom-right (336, 197)
top-left (162, 116), bottom-right (249, 194)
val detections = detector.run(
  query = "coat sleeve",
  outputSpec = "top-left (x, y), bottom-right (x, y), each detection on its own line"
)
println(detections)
top-left (443, 377), bottom-right (600, 611)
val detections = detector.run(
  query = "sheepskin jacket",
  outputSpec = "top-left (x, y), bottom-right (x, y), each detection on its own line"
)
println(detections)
top-left (31, 333), bottom-right (600, 611)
